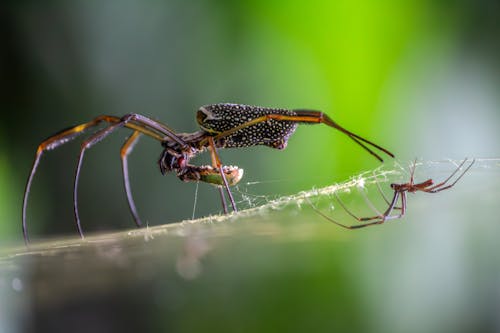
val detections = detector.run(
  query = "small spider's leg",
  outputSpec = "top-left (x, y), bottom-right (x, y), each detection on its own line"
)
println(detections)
top-left (426, 158), bottom-right (474, 193)
top-left (409, 158), bottom-right (418, 185)
top-left (212, 111), bottom-right (394, 162)
top-left (121, 131), bottom-right (143, 227)
top-left (305, 198), bottom-right (378, 230)
top-left (308, 197), bottom-right (384, 229)
top-left (425, 158), bottom-right (468, 191)
top-left (400, 192), bottom-right (407, 216)
top-left (375, 181), bottom-right (401, 210)
top-left (207, 137), bottom-right (237, 213)
top-left (312, 186), bottom-right (406, 230)
top-left (359, 186), bottom-right (384, 217)
top-left (334, 192), bottom-right (385, 222)
top-left (375, 181), bottom-right (391, 205)
top-left (380, 190), bottom-right (404, 221)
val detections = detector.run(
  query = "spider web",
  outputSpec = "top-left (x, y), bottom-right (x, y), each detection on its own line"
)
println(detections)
top-left (184, 157), bottom-right (495, 228)
top-left (231, 163), bottom-right (400, 220)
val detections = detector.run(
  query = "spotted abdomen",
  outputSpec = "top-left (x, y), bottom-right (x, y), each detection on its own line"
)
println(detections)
top-left (197, 103), bottom-right (298, 149)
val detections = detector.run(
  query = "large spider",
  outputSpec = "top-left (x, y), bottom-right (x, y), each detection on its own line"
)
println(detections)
top-left (22, 103), bottom-right (394, 243)
top-left (310, 158), bottom-right (475, 229)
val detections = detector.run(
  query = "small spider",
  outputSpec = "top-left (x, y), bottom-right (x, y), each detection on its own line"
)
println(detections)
top-left (22, 103), bottom-right (394, 243)
top-left (310, 158), bottom-right (475, 229)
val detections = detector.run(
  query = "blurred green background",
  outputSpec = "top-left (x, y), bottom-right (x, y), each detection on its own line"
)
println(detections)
top-left (1, 0), bottom-right (500, 332)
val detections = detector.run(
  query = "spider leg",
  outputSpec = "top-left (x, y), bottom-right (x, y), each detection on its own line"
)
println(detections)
top-left (400, 192), bottom-right (407, 217)
top-left (22, 115), bottom-right (125, 244)
top-left (212, 111), bottom-right (394, 162)
top-left (335, 192), bottom-right (384, 222)
top-left (311, 184), bottom-right (405, 229)
top-left (123, 113), bottom-right (189, 148)
top-left (359, 186), bottom-right (385, 217)
top-left (207, 136), bottom-right (237, 214)
top-left (73, 114), bottom-right (190, 238)
top-left (307, 197), bottom-right (383, 229)
top-left (337, 189), bottom-right (403, 222)
top-left (74, 121), bottom-right (131, 237)
top-left (217, 187), bottom-right (228, 214)
top-left (425, 158), bottom-right (474, 193)
top-left (425, 158), bottom-right (468, 191)
top-left (23, 113), bottom-right (187, 243)
top-left (409, 158), bottom-right (418, 185)
top-left (120, 131), bottom-right (143, 227)
top-left (382, 191), bottom-right (405, 220)
top-left (207, 146), bottom-right (227, 213)
top-left (375, 181), bottom-right (391, 206)
top-left (375, 181), bottom-right (402, 210)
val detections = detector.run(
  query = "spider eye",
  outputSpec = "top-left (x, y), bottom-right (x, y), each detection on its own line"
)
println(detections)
top-left (390, 183), bottom-right (396, 189)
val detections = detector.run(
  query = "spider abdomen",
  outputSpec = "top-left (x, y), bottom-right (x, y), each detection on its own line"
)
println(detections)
top-left (197, 103), bottom-right (298, 149)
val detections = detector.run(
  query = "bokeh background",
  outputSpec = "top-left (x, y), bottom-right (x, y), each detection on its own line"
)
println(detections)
top-left (1, 1), bottom-right (500, 332)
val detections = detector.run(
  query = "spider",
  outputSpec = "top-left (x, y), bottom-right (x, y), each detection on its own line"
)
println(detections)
top-left (22, 103), bottom-right (394, 243)
top-left (310, 158), bottom-right (475, 229)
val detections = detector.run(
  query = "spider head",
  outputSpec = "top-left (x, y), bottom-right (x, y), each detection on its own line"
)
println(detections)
top-left (390, 183), bottom-right (404, 191)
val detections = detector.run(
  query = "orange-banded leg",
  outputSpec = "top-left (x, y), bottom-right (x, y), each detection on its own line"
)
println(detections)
top-left (120, 131), bottom-right (143, 227)
top-left (207, 136), bottom-right (237, 214)
top-left (212, 111), bottom-right (394, 162)
top-left (23, 114), bottom-right (186, 244)
top-left (23, 116), bottom-right (123, 244)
